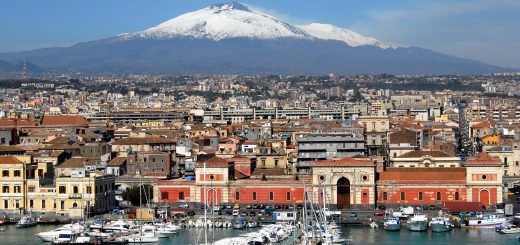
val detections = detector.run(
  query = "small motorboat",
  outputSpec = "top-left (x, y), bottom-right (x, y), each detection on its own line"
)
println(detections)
top-left (384, 217), bottom-right (401, 231)
top-left (407, 214), bottom-right (428, 232)
top-left (16, 215), bottom-right (37, 228)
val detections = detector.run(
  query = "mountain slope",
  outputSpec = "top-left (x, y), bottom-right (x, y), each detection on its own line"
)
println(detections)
top-left (0, 2), bottom-right (512, 74)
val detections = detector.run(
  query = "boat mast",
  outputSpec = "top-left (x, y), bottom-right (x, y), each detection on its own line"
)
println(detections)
top-left (203, 161), bottom-right (208, 245)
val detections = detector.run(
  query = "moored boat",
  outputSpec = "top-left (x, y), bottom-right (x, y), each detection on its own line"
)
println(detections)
top-left (16, 215), bottom-right (37, 228)
top-left (430, 217), bottom-right (454, 232)
top-left (407, 214), bottom-right (428, 232)
top-left (383, 217), bottom-right (401, 231)
top-left (467, 214), bottom-right (507, 228)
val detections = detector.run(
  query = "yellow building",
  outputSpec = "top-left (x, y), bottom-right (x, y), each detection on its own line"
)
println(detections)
top-left (0, 156), bottom-right (36, 212)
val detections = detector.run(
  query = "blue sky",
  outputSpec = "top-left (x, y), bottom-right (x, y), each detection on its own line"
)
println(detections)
top-left (1, 0), bottom-right (519, 68)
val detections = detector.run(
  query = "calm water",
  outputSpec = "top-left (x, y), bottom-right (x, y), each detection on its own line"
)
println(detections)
top-left (1, 224), bottom-right (520, 245)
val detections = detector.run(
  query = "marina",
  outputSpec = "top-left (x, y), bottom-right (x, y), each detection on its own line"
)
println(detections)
top-left (3, 222), bottom-right (520, 245)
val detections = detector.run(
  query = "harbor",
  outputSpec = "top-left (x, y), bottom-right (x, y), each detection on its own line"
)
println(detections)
top-left (2, 222), bottom-right (520, 245)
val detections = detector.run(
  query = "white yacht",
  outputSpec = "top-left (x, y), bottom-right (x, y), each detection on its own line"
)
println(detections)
top-left (36, 223), bottom-right (83, 242)
top-left (467, 214), bottom-right (507, 228)
top-left (16, 215), bottom-right (37, 228)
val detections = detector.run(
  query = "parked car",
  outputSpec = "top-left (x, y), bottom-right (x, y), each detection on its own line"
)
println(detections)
top-left (374, 210), bottom-right (385, 216)
top-left (225, 210), bottom-right (233, 215)
top-left (249, 211), bottom-right (256, 216)
top-left (265, 206), bottom-right (275, 211)
top-left (178, 203), bottom-right (189, 209)
top-left (232, 210), bottom-right (239, 216)
top-left (245, 205), bottom-right (252, 209)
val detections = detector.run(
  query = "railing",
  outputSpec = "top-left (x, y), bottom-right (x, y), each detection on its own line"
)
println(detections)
top-left (69, 193), bottom-right (83, 199)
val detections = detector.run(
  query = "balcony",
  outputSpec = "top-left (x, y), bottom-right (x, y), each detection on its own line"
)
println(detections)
top-left (69, 193), bottom-right (83, 199)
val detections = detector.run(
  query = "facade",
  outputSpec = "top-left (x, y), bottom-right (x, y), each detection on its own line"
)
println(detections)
top-left (391, 150), bottom-right (461, 168)
top-left (296, 133), bottom-right (365, 174)
top-left (358, 116), bottom-right (390, 156)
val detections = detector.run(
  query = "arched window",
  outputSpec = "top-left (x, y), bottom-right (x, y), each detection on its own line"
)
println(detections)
top-left (383, 192), bottom-right (388, 201)
top-left (455, 192), bottom-right (459, 201)
top-left (437, 192), bottom-right (442, 200)
top-left (400, 192), bottom-right (405, 201)
top-left (418, 192), bottom-right (423, 201)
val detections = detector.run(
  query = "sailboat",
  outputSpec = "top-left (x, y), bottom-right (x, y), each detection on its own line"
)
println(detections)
top-left (16, 214), bottom-right (37, 228)
top-left (125, 170), bottom-right (159, 243)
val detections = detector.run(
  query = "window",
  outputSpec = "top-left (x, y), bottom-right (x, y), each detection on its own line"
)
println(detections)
top-left (86, 186), bottom-right (92, 194)
top-left (436, 192), bottom-right (442, 200)
top-left (14, 186), bottom-right (21, 193)
top-left (362, 176), bottom-right (368, 181)
top-left (1, 170), bottom-right (8, 177)
top-left (73, 186), bottom-right (79, 194)
top-left (4, 200), bottom-right (8, 209)
top-left (418, 192), bottom-right (423, 201)
top-left (28, 186), bottom-right (35, 192)
top-left (60, 201), bottom-right (65, 210)
top-left (383, 192), bottom-right (388, 201)
top-left (2, 185), bottom-right (9, 193)
top-left (161, 192), bottom-right (169, 200)
top-left (286, 192), bottom-right (291, 201)
top-left (15, 200), bottom-right (19, 209)
top-left (482, 175), bottom-right (487, 180)
top-left (235, 192), bottom-right (240, 201)
top-left (274, 159), bottom-right (278, 167)
top-left (13, 170), bottom-right (20, 177)
top-left (179, 191), bottom-right (184, 200)
top-left (0, 138), bottom-right (5, 144)
top-left (29, 200), bottom-right (34, 209)
top-left (42, 200), bottom-right (46, 209)
top-left (38, 169), bottom-right (43, 178)
top-left (252, 192), bottom-right (257, 201)
top-left (400, 192), bottom-right (405, 201)
top-left (59, 186), bottom-right (66, 194)
top-left (287, 212), bottom-right (294, 217)
top-left (269, 192), bottom-right (274, 201)
top-left (455, 192), bottom-right (460, 201)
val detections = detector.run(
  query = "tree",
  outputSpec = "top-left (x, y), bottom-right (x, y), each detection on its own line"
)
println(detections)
top-left (122, 184), bottom-right (154, 206)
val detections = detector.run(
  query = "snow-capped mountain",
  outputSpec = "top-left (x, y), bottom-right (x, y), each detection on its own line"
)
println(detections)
top-left (123, 2), bottom-right (312, 41)
top-left (297, 23), bottom-right (402, 49)
top-left (122, 2), bottom-right (398, 50)
top-left (0, 2), bottom-right (510, 74)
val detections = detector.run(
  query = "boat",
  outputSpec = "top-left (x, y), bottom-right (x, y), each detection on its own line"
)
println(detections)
top-left (498, 224), bottom-right (520, 234)
top-left (233, 216), bottom-right (245, 229)
top-left (125, 226), bottom-right (160, 243)
top-left (407, 214), bottom-right (428, 232)
top-left (383, 217), bottom-right (401, 231)
top-left (430, 217), bottom-right (454, 232)
top-left (36, 223), bottom-right (84, 242)
top-left (16, 215), bottom-right (38, 228)
top-left (369, 221), bottom-right (379, 229)
top-left (467, 214), bottom-right (507, 228)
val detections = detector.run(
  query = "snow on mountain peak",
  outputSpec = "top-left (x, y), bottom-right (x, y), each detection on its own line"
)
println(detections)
top-left (121, 2), bottom-right (403, 49)
top-left (297, 23), bottom-right (404, 49)
top-left (126, 2), bottom-right (311, 40)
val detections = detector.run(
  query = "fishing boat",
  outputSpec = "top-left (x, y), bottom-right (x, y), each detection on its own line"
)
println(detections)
top-left (467, 214), bottom-right (507, 228)
top-left (125, 226), bottom-right (159, 243)
top-left (383, 217), bottom-right (401, 231)
top-left (407, 214), bottom-right (428, 232)
top-left (16, 215), bottom-right (37, 228)
top-left (430, 217), bottom-right (454, 232)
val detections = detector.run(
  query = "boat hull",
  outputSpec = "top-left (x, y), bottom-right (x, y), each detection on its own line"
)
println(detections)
top-left (431, 223), bottom-right (453, 232)
top-left (384, 223), bottom-right (400, 231)
top-left (408, 221), bottom-right (428, 232)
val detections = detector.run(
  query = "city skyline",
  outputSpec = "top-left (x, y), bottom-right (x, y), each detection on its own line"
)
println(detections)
top-left (1, 0), bottom-right (520, 68)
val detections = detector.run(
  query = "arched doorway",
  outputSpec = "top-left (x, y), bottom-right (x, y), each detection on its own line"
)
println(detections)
top-left (480, 190), bottom-right (490, 207)
top-left (337, 178), bottom-right (350, 209)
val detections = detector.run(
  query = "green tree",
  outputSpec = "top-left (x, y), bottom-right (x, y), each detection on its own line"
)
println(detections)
top-left (122, 184), bottom-right (154, 206)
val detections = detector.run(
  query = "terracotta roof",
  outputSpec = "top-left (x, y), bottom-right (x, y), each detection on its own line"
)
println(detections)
top-left (0, 118), bottom-right (38, 127)
top-left (378, 167), bottom-right (466, 184)
top-left (41, 115), bottom-right (89, 126)
top-left (252, 168), bottom-right (285, 176)
top-left (471, 121), bottom-right (492, 129)
top-left (57, 157), bottom-right (98, 168)
top-left (196, 156), bottom-right (229, 168)
top-left (0, 145), bottom-right (26, 152)
top-left (108, 157), bottom-right (127, 166)
top-left (389, 128), bottom-right (417, 145)
top-left (313, 157), bottom-right (375, 167)
top-left (113, 137), bottom-right (176, 145)
top-left (465, 153), bottom-right (502, 165)
top-left (41, 144), bottom-right (80, 150)
top-left (0, 156), bottom-right (23, 165)
top-left (46, 136), bottom-right (72, 144)
top-left (398, 150), bottom-right (455, 158)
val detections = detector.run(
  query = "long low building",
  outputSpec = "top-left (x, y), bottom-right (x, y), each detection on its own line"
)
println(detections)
top-left (153, 153), bottom-right (504, 209)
